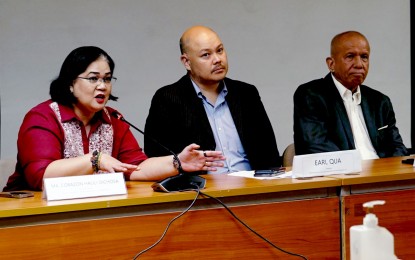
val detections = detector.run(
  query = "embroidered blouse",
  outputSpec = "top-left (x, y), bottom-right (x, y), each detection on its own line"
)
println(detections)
top-left (4, 100), bottom-right (147, 191)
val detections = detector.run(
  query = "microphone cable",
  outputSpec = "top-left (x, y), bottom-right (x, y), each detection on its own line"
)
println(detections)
top-left (132, 184), bottom-right (308, 259)
top-left (199, 191), bottom-right (308, 260)
top-left (132, 187), bottom-right (200, 259)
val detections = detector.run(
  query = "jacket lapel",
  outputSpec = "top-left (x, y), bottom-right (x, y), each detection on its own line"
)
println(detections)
top-left (223, 79), bottom-right (244, 140)
top-left (360, 90), bottom-right (378, 148)
top-left (181, 76), bottom-right (216, 145)
top-left (325, 74), bottom-right (355, 148)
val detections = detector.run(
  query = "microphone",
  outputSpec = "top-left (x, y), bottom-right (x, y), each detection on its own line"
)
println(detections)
top-left (111, 111), bottom-right (206, 192)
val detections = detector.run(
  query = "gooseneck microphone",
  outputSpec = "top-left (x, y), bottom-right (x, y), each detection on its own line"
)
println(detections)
top-left (111, 111), bottom-right (181, 168)
top-left (111, 111), bottom-right (206, 192)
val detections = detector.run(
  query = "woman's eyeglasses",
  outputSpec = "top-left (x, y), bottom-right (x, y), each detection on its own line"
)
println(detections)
top-left (77, 76), bottom-right (117, 85)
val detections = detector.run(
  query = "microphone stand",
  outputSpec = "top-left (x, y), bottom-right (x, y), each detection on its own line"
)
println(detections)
top-left (111, 111), bottom-right (205, 192)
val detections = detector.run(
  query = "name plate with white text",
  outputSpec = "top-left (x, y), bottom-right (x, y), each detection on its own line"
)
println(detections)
top-left (42, 172), bottom-right (127, 201)
top-left (292, 150), bottom-right (362, 178)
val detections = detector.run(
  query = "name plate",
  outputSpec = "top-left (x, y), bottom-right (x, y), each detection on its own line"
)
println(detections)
top-left (292, 150), bottom-right (361, 178)
top-left (42, 172), bottom-right (127, 201)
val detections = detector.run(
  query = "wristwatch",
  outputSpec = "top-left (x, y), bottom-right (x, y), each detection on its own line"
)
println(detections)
top-left (172, 156), bottom-right (182, 173)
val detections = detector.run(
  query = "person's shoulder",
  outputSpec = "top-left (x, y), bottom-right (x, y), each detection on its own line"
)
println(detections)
top-left (152, 75), bottom-right (191, 97)
top-left (295, 75), bottom-right (332, 96)
top-left (21, 100), bottom-right (57, 128)
top-left (26, 100), bottom-right (55, 116)
top-left (360, 84), bottom-right (385, 96)
top-left (159, 75), bottom-right (190, 90)
top-left (224, 77), bottom-right (255, 88)
top-left (360, 84), bottom-right (392, 103)
top-left (224, 78), bottom-right (258, 95)
top-left (224, 78), bottom-right (261, 100)
top-left (29, 99), bottom-right (52, 110)
top-left (297, 77), bottom-right (327, 90)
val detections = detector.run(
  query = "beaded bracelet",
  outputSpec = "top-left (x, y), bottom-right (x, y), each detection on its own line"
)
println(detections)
top-left (91, 150), bottom-right (101, 173)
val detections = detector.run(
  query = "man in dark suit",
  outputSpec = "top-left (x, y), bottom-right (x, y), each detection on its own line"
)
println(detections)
top-left (145, 25), bottom-right (281, 173)
top-left (294, 31), bottom-right (408, 159)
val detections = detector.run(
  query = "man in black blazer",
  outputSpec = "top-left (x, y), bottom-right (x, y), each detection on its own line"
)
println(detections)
top-left (145, 26), bottom-right (281, 173)
top-left (294, 31), bottom-right (408, 158)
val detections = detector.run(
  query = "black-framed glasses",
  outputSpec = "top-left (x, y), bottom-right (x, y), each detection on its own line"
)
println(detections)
top-left (77, 76), bottom-right (117, 85)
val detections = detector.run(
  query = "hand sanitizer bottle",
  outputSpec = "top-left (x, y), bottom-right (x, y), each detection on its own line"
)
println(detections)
top-left (350, 200), bottom-right (398, 260)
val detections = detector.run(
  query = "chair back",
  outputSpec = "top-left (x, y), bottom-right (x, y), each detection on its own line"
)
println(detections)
top-left (282, 143), bottom-right (295, 167)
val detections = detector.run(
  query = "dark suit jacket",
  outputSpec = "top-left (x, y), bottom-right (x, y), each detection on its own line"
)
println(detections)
top-left (144, 75), bottom-right (281, 169)
top-left (293, 73), bottom-right (408, 157)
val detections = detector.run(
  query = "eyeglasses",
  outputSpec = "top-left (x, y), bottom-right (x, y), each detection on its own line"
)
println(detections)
top-left (77, 76), bottom-right (117, 85)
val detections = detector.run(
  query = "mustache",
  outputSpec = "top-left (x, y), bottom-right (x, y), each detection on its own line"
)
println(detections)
top-left (212, 65), bottom-right (226, 72)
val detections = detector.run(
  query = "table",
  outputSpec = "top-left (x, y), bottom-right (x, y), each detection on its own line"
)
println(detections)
top-left (0, 174), bottom-right (341, 260)
top-left (334, 156), bottom-right (415, 260)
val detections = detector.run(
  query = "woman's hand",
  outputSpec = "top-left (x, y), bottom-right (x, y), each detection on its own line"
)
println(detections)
top-left (178, 143), bottom-right (225, 172)
top-left (98, 153), bottom-right (139, 173)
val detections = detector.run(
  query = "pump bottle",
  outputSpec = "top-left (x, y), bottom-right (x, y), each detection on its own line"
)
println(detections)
top-left (350, 200), bottom-right (398, 260)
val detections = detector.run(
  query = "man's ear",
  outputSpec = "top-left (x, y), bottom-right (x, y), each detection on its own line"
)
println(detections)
top-left (180, 54), bottom-right (191, 71)
top-left (326, 57), bottom-right (335, 72)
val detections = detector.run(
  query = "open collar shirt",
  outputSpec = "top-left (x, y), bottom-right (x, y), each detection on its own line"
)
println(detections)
top-left (332, 74), bottom-right (379, 160)
top-left (191, 80), bottom-right (251, 173)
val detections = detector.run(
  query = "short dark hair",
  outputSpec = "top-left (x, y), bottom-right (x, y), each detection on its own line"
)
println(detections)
top-left (50, 46), bottom-right (118, 107)
top-left (179, 36), bottom-right (187, 55)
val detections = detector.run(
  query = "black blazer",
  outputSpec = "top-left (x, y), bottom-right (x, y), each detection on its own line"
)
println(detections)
top-left (293, 73), bottom-right (408, 157)
top-left (144, 75), bottom-right (281, 169)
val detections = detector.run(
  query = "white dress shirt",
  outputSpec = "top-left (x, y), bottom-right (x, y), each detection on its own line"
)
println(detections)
top-left (332, 75), bottom-right (379, 160)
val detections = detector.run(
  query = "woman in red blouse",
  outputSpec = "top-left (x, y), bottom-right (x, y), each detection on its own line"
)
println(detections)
top-left (4, 46), bottom-right (224, 191)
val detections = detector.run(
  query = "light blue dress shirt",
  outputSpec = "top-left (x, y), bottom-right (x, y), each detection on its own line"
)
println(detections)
top-left (192, 81), bottom-right (251, 174)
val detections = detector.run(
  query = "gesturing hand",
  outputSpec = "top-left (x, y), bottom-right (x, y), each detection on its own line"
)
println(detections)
top-left (98, 153), bottom-right (139, 173)
top-left (178, 143), bottom-right (225, 172)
